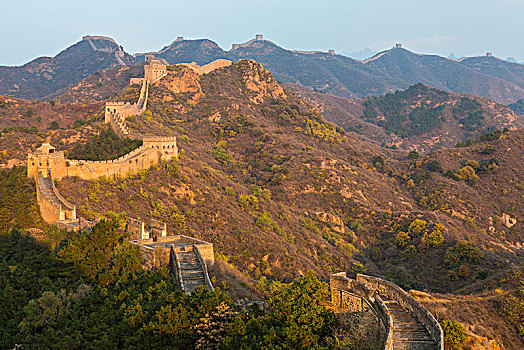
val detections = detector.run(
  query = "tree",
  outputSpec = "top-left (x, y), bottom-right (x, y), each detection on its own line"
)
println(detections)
top-left (408, 150), bottom-right (420, 159)
top-left (223, 272), bottom-right (336, 349)
top-left (57, 219), bottom-right (141, 284)
top-left (501, 278), bottom-right (524, 337)
top-left (426, 160), bottom-right (443, 172)
top-left (455, 166), bottom-right (478, 185)
top-left (440, 320), bottom-right (467, 350)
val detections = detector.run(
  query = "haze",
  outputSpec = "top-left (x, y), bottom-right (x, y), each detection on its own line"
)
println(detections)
top-left (2, 0), bottom-right (523, 65)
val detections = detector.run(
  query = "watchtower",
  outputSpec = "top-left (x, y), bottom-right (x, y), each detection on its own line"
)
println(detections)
top-left (144, 60), bottom-right (167, 83)
top-left (395, 43), bottom-right (402, 49)
top-left (256, 34), bottom-right (264, 41)
top-left (27, 143), bottom-right (66, 180)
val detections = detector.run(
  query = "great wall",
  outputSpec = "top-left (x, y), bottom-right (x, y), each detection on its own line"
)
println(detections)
top-left (26, 58), bottom-right (243, 293)
top-left (28, 60), bottom-right (177, 229)
top-left (83, 35), bottom-right (127, 66)
top-left (331, 272), bottom-right (443, 350)
top-left (24, 55), bottom-right (446, 343)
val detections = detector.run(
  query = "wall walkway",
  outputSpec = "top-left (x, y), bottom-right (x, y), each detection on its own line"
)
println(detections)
top-left (331, 273), bottom-right (443, 350)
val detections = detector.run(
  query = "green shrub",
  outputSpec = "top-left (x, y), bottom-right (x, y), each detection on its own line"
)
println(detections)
top-left (395, 231), bottom-right (411, 247)
top-left (237, 194), bottom-right (259, 211)
top-left (408, 150), bottom-right (420, 159)
top-left (455, 166), bottom-right (479, 185)
top-left (421, 224), bottom-right (445, 248)
top-left (255, 211), bottom-right (274, 230)
top-left (444, 170), bottom-right (461, 181)
top-left (372, 155), bottom-right (386, 169)
top-left (408, 219), bottom-right (427, 236)
top-left (402, 245), bottom-right (417, 259)
top-left (440, 320), bottom-right (467, 350)
top-left (426, 160), bottom-right (443, 172)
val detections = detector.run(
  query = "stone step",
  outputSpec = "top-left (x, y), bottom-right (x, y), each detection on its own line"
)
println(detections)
top-left (394, 324), bottom-right (428, 332)
top-left (394, 331), bottom-right (434, 342)
top-left (392, 340), bottom-right (436, 350)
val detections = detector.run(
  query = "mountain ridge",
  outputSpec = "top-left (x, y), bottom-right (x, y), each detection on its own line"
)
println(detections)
top-left (4, 35), bottom-right (524, 105)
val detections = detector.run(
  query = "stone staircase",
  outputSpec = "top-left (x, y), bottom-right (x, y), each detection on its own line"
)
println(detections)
top-left (36, 171), bottom-right (76, 222)
top-left (38, 174), bottom-right (63, 206)
top-left (382, 298), bottom-right (437, 350)
top-left (331, 273), bottom-right (443, 350)
top-left (176, 249), bottom-right (209, 293)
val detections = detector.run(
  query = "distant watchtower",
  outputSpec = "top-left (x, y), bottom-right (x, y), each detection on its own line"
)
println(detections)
top-left (486, 52), bottom-right (493, 57)
top-left (395, 43), bottom-right (402, 49)
top-left (144, 60), bottom-right (167, 83)
top-left (328, 49), bottom-right (335, 55)
top-left (144, 53), bottom-right (155, 62)
top-left (256, 34), bottom-right (264, 41)
top-left (176, 36), bottom-right (184, 41)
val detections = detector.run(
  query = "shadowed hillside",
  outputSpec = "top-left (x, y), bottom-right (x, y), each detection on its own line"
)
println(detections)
top-left (288, 83), bottom-right (523, 152)
top-left (0, 36), bottom-right (136, 101)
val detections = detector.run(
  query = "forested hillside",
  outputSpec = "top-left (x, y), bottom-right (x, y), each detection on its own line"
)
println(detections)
top-left (0, 59), bottom-right (522, 348)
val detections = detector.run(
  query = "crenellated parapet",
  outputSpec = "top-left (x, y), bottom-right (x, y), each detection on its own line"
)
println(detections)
top-left (30, 54), bottom-right (175, 227)
top-left (35, 170), bottom-right (76, 224)
top-left (330, 272), bottom-right (443, 350)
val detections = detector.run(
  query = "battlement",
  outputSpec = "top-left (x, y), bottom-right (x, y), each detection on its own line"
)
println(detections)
top-left (143, 135), bottom-right (178, 143)
top-left (178, 59), bottom-right (232, 75)
top-left (82, 35), bottom-right (119, 46)
top-left (144, 60), bottom-right (167, 83)
top-left (28, 144), bottom-right (66, 179)
top-left (131, 233), bottom-right (214, 265)
top-left (231, 34), bottom-right (273, 50)
top-left (106, 101), bottom-right (127, 107)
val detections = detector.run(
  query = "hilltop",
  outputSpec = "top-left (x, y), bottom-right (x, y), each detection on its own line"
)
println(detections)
top-left (0, 36), bottom-right (136, 100)
top-left (290, 83), bottom-right (523, 152)
top-left (0, 59), bottom-right (522, 347)
top-left (4, 35), bottom-right (524, 105)
top-left (141, 36), bottom-right (524, 104)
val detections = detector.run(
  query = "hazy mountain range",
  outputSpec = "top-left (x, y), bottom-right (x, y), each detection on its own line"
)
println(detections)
top-left (2, 35), bottom-right (524, 104)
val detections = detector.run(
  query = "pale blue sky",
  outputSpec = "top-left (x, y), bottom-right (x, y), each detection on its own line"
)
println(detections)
top-left (1, 0), bottom-right (523, 65)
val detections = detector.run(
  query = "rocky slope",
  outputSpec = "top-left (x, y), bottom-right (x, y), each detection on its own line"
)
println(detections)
top-left (289, 83), bottom-right (523, 152)
top-left (5, 36), bottom-right (524, 105)
top-left (1, 60), bottom-right (522, 347)
top-left (0, 36), bottom-right (136, 101)
top-left (142, 37), bottom-right (524, 104)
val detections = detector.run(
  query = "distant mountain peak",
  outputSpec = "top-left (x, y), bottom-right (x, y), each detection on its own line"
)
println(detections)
top-left (82, 35), bottom-right (120, 47)
top-left (344, 47), bottom-right (376, 60)
top-left (231, 34), bottom-right (278, 51)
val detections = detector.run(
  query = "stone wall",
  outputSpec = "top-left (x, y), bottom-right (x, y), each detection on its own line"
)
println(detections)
top-left (178, 59), bottom-right (233, 75)
top-left (29, 137), bottom-right (177, 182)
top-left (35, 170), bottom-right (76, 224)
top-left (126, 218), bottom-right (146, 240)
top-left (27, 144), bottom-right (66, 180)
top-left (356, 274), bottom-right (444, 350)
top-left (330, 273), bottom-right (391, 349)
top-left (132, 234), bottom-right (215, 265)
top-left (150, 219), bottom-right (167, 239)
top-left (144, 60), bottom-right (167, 83)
